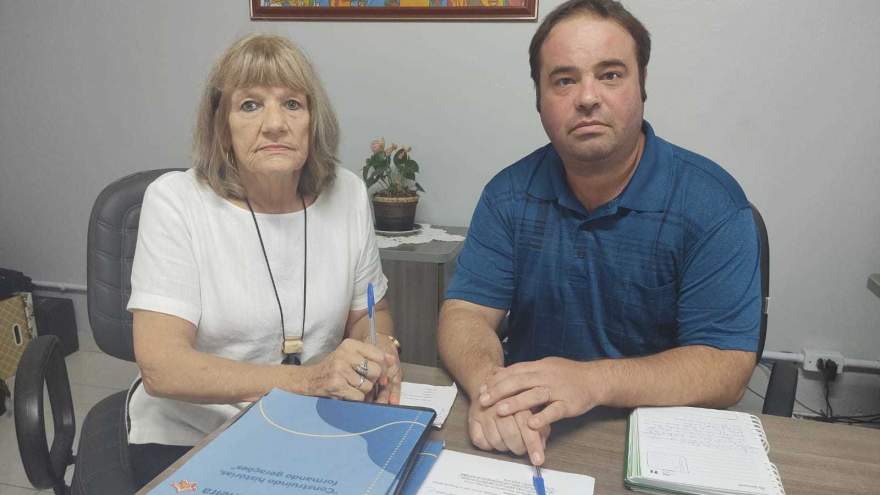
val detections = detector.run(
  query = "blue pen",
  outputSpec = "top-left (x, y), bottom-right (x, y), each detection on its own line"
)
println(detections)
top-left (367, 283), bottom-right (376, 346)
top-left (367, 283), bottom-right (378, 401)
top-left (533, 466), bottom-right (546, 495)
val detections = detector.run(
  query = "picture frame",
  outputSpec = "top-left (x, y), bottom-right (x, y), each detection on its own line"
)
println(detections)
top-left (250, 0), bottom-right (538, 22)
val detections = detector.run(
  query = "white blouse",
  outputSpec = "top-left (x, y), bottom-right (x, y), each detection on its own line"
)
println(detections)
top-left (126, 167), bottom-right (388, 446)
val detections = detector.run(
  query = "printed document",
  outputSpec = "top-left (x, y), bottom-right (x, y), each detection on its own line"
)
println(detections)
top-left (400, 381), bottom-right (458, 428)
top-left (416, 449), bottom-right (594, 494)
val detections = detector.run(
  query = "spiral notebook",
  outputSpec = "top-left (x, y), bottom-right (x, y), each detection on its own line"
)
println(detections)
top-left (625, 407), bottom-right (785, 495)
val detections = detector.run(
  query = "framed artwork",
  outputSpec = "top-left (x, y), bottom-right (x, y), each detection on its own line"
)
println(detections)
top-left (250, 0), bottom-right (538, 21)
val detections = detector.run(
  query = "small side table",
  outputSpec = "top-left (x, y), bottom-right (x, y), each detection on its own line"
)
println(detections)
top-left (379, 226), bottom-right (466, 366)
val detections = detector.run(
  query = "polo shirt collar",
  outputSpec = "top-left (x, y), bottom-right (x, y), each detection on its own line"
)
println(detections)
top-left (616, 121), bottom-right (669, 212)
top-left (527, 120), bottom-right (669, 214)
top-left (526, 145), bottom-right (583, 214)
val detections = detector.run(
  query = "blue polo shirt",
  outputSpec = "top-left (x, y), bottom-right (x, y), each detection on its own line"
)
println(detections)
top-left (446, 121), bottom-right (761, 363)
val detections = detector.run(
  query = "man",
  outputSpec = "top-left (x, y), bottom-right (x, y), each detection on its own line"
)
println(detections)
top-left (438, 0), bottom-right (761, 467)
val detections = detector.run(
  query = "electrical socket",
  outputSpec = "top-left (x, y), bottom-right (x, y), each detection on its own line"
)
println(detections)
top-left (802, 348), bottom-right (844, 373)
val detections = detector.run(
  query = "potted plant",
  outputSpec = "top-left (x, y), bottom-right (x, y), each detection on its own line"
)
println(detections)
top-left (362, 138), bottom-right (425, 232)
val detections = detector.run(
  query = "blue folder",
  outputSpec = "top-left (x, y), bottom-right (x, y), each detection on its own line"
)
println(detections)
top-left (395, 440), bottom-right (445, 495)
top-left (149, 388), bottom-right (436, 495)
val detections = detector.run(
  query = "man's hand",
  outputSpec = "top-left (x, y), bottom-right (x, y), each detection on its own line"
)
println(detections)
top-left (467, 400), bottom-right (550, 465)
top-left (479, 357), bottom-right (605, 430)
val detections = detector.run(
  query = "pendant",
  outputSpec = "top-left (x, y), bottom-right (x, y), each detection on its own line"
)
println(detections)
top-left (283, 338), bottom-right (303, 355)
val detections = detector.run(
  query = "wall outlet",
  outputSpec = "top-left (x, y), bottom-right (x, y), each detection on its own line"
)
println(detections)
top-left (802, 349), bottom-right (844, 372)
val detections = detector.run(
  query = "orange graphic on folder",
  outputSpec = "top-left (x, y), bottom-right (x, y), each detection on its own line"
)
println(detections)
top-left (171, 480), bottom-right (197, 493)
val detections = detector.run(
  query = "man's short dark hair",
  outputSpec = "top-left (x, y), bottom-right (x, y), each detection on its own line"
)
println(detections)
top-left (529, 0), bottom-right (651, 110)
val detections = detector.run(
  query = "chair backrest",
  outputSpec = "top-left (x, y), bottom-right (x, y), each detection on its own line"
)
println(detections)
top-left (87, 169), bottom-right (185, 361)
top-left (749, 203), bottom-right (770, 362)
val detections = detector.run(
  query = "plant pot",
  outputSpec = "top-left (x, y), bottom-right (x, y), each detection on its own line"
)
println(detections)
top-left (372, 194), bottom-right (419, 231)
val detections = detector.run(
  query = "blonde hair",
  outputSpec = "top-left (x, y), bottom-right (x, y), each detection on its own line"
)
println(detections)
top-left (193, 33), bottom-right (339, 199)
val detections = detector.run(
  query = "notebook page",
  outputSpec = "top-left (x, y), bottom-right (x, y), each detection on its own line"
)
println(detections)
top-left (636, 407), bottom-right (780, 494)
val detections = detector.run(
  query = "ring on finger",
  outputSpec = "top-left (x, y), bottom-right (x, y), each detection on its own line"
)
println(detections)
top-left (356, 359), bottom-right (369, 377)
top-left (356, 375), bottom-right (365, 388)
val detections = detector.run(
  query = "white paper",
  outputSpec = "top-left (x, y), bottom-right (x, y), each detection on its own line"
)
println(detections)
top-left (634, 407), bottom-right (781, 494)
top-left (399, 381), bottom-right (458, 428)
top-left (417, 449), bottom-right (594, 495)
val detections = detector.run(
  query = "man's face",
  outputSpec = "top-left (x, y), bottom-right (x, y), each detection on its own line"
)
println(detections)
top-left (538, 15), bottom-right (644, 168)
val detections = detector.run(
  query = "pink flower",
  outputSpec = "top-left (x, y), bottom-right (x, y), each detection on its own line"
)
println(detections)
top-left (370, 138), bottom-right (385, 154)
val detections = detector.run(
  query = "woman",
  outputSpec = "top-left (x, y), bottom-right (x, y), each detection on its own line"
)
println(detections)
top-left (126, 33), bottom-right (401, 488)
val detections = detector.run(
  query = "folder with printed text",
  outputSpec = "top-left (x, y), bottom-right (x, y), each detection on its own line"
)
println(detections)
top-left (148, 388), bottom-right (436, 495)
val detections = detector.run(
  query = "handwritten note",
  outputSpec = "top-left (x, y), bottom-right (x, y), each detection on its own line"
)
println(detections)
top-left (630, 407), bottom-right (782, 494)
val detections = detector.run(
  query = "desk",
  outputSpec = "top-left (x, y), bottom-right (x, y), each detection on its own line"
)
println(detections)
top-left (140, 363), bottom-right (880, 495)
top-left (379, 226), bottom-right (466, 366)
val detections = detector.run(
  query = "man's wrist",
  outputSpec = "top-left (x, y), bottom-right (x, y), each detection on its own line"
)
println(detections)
top-left (580, 358), bottom-right (612, 408)
top-left (464, 363), bottom-right (499, 401)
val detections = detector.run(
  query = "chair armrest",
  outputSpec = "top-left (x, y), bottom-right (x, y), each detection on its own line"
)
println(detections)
top-left (14, 335), bottom-right (76, 490)
top-left (762, 361), bottom-right (799, 417)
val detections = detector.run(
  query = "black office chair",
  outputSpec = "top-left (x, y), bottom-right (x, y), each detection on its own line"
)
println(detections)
top-left (15, 168), bottom-right (184, 494)
top-left (750, 203), bottom-right (798, 416)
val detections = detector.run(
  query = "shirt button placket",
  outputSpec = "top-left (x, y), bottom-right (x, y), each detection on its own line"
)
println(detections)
top-left (576, 222), bottom-right (589, 259)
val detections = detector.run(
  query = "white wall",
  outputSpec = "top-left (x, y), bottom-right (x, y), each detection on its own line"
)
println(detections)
top-left (1, 0), bottom-right (879, 414)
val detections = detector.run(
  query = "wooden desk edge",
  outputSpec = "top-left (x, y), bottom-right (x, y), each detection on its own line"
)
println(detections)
top-left (135, 363), bottom-right (880, 495)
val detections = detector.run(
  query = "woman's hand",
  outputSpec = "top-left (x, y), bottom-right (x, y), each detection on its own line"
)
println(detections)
top-left (369, 334), bottom-right (402, 405)
top-left (342, 296), bottom-right (399, 404)
top-left (301, 338), bottom-right (389, 401)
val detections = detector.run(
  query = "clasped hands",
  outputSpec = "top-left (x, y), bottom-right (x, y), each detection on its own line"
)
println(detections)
top-left (468, 357), bottom-right (601, 465)
top-left (303, 336), bottom-right (401, 404)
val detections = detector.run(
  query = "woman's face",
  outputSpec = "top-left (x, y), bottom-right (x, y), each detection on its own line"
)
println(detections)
top-left (227, 85), bottom-right (310, 179)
